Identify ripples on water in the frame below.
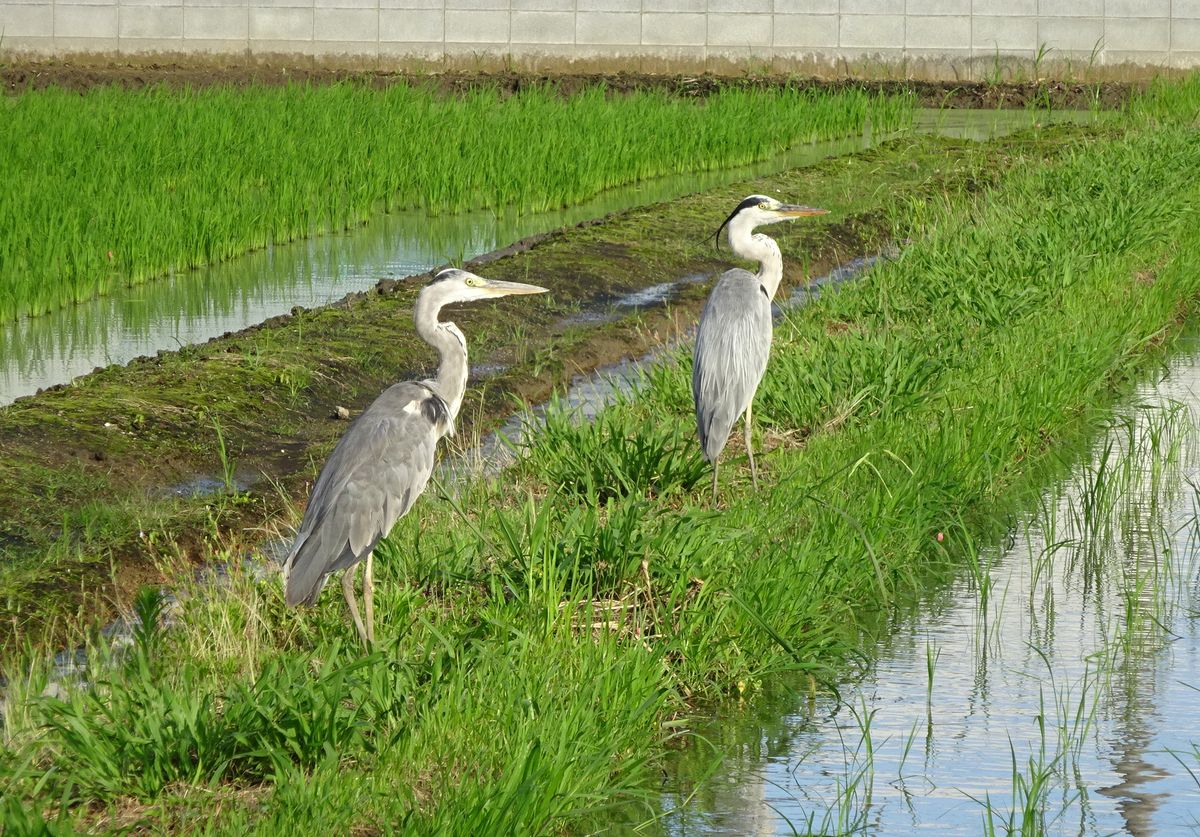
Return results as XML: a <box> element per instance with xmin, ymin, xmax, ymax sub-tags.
<box><xmin>658</xmin><ymin>343</ymin><xmax>1200</xmax><ymax>836</ymax></box>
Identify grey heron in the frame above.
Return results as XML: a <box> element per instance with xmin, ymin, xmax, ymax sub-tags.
<box><xmin>693</xmin><ymin>195</ymin><xmax>828</xmax><ymax>501</ymax></box>
<box><xmin>283</xmin><ymin>268</ymin><xmax>548</xmax><ymax>645</ymax></box>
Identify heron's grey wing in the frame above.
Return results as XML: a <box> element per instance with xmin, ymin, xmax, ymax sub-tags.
<box><xmin>692</xmin><ymin>269</ymin><xmax>773</xmax><ymax>462</ymax></box>
<box><xmin>283</xmin><ymin>382</ymin><xmax>451</xmax><ymax>605</ymax></box>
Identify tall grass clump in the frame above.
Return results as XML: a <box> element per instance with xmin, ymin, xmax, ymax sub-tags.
<box><xmin>0</xmin><ymin>82</ymin><xmax>911</xmax><ymax>322</ymax></box>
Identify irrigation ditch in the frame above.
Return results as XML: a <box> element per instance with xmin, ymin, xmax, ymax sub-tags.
<box><xmin>2</xmin><ymin>74</ymin><xmax>1200</xmax><ymax>832</ymax></box>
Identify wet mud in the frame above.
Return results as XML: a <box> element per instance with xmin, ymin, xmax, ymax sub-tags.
<box><xmin>1</xmin><ymin>62</ymin><xmax>1136</xmax><ymax>110</ymax></box>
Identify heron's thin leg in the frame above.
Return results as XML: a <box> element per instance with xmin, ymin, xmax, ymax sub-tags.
<box><xmin>342</xmin><ymin>565</ymin><xmax>369</xmax><ymax>647</ymax></box>
<box><xmin>745</xmin><ymin>402</ymin><xmax>759</xmax><ymax>490</ymax></box>
<box><xmin>711</xmin><ymin>461</ymin><xmax>720</xmax><ymax>504</ymax></box>
<box><xmin>363</xmin><ymin>551</ymin><xmax>375</xmax><ymax>646</ymax></box>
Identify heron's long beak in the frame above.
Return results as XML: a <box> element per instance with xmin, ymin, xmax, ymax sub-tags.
<box><xmin>775</xmin><ymin>205</ymin><xmax>830</xmax><ymax>218</ymax></box>
<box><xmin>484</xmin><ymin>279</ymin><xmax>550</xmax><ymax>297</ymax></box>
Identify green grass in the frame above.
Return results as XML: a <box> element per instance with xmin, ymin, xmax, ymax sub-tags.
<box><xmin>0</xmin><ymin>82</ymin><xmax>912</xmax><ymax>322</ymax></box>
<box><xmin>2</xmin><ymin>79</ymin><xmax>1200</xmax><ymax>833</ymax></box>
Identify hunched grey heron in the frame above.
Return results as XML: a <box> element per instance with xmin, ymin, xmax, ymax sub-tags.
<box><xmin>693</xmin><ymin>195</ymin><xmax>828</xmax><ymax>502</ymax></box>
<box><xmin>283</xmin><ymin>268</ymin><xmax>548</xmax><ymax>645</ymax></box>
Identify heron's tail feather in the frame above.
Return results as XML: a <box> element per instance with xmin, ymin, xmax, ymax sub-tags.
<box><xmin>283</xmin><ymin>531</ymin><xmax>328</xmax><ymax>607</ymax></box>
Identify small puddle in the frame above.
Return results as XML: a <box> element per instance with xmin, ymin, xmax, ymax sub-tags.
<box><xmin>649</xmin><ymin>341</ymin><xmax>1200</xmax><ymax>835</ymax></box>
<box><xmin>0</xmin><ymin>109</ymin><xmax>1094</xmax><ymax>406</ymax></box>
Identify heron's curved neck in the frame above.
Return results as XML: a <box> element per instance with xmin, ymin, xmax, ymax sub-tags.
<box><xmin>728</xmin><ymin>219</ymin><xmax>784</xmax><ymax>300</ymax></box>
<box><xmin>415</xmin><ymin>298</ymin><xmax>468</xmax><ymax>426</ymax></box>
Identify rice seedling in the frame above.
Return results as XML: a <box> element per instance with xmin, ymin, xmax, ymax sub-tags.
<box><xmin>0</xmin><ymin>82</ymin><xmax>912</xmax><ymax>322</ymax></box>
<box><xmin>3</xmin><ymin>78</ymin><xmax>1200</xmax><ymax>833</ymax></box>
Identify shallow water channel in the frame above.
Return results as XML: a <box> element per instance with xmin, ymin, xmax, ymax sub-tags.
<box><xmin>648</xmin><ymin>345</ymin><xmax>1200</xmax><ymax>835</ymax></box>
<box><xmin>0</xmin><ymin>108</ymin><xmax>1089</xmax><ymax>406</ymax></box>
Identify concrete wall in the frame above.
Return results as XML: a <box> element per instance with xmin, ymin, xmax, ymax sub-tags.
<box><xmin>2</xmin><ymin>0</ymin><xmax>1199</xmax><ymax>78</ymax></box>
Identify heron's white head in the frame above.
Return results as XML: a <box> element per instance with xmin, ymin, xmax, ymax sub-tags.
<box><xmin>715</xmin><ymin>195</ymin><xmax>828</xmax><ymax>251</ymax></box>
<box><xmin>422</xmin><ymin>268</ymin><xmax>549</xmax><ymax>305</ymax></box>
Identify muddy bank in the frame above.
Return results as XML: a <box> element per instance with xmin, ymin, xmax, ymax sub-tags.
<box><xmin>0</xmin><ymin>62</ymin><xmax>1136</xmax><ymax>109</ymax></box>
<box><xmin>0</xmin><ymin>127</ymin><xmax>1098</xmax><ymax>656</ymax></box>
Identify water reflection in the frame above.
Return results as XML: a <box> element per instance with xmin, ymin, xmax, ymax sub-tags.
<box><xmin>655</xmin><ymin>343</ymin><xmax>1200</xmax><ymax>835</ymax></box>
<box><xmin>0</xmin><ymin>109</ymin><xmax>1092</xmax><ymax>406</ymax></box>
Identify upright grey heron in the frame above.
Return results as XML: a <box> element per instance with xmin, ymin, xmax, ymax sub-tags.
<box><xmin>693</xmin><ymin>195</ymin><xmax>828</xmax><ymax>501</ymax></box>
<box><xmin>283</xmin><ymin>268</ymin><xmax>548</xmax><ymax>645</ymax></box>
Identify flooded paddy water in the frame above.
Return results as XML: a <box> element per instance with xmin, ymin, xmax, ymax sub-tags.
<box><xmin>648</xmin><ymin>343</ymin><xmax>1200</xmax><ymax>835</ymax></box>
<box><xmin>0</xmin><ymin>108</ymin><xmax>1090</xmax><ymax>406</ymax></box>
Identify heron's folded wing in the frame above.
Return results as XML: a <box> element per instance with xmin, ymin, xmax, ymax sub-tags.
<box><xmin>692</xmin><ymin>272</ymin><xmax>773</xmax><ymax>460</ymax></box>
<box><xmin>284</xmin><ymin>382</ymin><xmax>447</xmax><ymax>605</ymax></box>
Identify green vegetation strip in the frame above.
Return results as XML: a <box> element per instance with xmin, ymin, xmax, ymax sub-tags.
<box><xmin>0</xmin><ymin>129</ymin><xmax>1032</xmax><ymax>651</ymax></box>
<box><xmin>3</xmin><ymin>82</ymin><xmax>1199</xmax><ymax>832</ymax></box>
<box><xmin>0</xmin><ymin>83</ymin><xmax>911</xmax><ymax>321</ymax></box>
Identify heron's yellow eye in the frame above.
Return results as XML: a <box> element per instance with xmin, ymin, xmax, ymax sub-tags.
<box><xmin>465</xmin><ymin>276</ymin><xmax>482</xmax><ymax>287</ymax></box>
<box><xmin>758</xmin><ymin>201</ymin><xmax>770</xmax><ymax>209</ymax></box>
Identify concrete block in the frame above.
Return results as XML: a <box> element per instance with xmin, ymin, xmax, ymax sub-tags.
<box><xmin>380</xmin><ymin>9</ymin><xmax>442</xmax><ymax>41</ymax></box>
<box><xmin>709</xmin><ymin>13</ymin><xmax>770</xmax><ymax>46</ymax></box>
<box><xmin>906</xmin><ymin>0</ymin><xmax>968</xmax><ymax>14</ymax></box>
<box><xmin>249</xmin><ymin>7</ymin><xmax>313</xmax><ymax>41</ymax></box>
<box><xmin>1176</xmin><ymin>0</ymin><xmax>1200</xmax><ymax>18</ymax></box>
<box><xmin>314</xmin><ymin>8</ymin><xmax>377</xmax><ymax>41</ymax></box>
<box><xmin>2</xmin><ymin>35</ymin><xmax>57</xmax><ymax>52</ymax></box>
<box><xmin>311</xmin><ymin>40</ymin><xmax>378</xmax><ymax>59</ymax></box>
<box><xmin>576</xmin><ymin>0</ymin><xmax>640</xmax><ymax>12</ymax></box>
<box><xmin>511</xmin><ymin>11</ymin><xmax>573</xmax><ymax>43</ymax></box>
<box><xmin>906</xmin><ymin>15</ymin><xmax>968</xmax><ymax>49</ymax></box>
<box><xmin>182</xmin><ymin>0</ymin><xmax>251</xmax><ymax>8</ymax></box>
<box><xmin>182</xmin><ymin>36</ymin><xmax>249</xmax><ymax>51</ymax></box>
<box><xmin>773</xmin><ymin>0</ymin><xmax>835</xmax><ymax>12</ymax></box>
<box><xmin>0</xmin><ymin>4</ymin><xmax>54</xmax><ymax>38</ymax></box>
<box><xmin>1103</xmin><ymin>49</ymin><xmax>1167</xmax><ymax>65</ymax></box>
<box><xmin>445</xmin><ymin>0</ymin><xmax>507</xmax><ymax>9</ymax></box>
<box><xmin>314</xmin><ymin>0</ymin><xmax>381</xmax><ymax>10</ymax></box>
<box><xmin>642</xmin><ymin>12</ymin><xmax>705</xmax><ymax>45</ymax></box>
<box><xmin>773</xmin><ymin>13</ymin><xmax>836</xmax><ymax>48</ymax></box>
<box><xmin>120</xmin><ymin>7</ymin><xmax>183</xmax><ymax>38</ymax></box>
<box><xmin>121</xmin><ymin>37</ymin><xmax>191</xmax><ymax>52</ymax></box>
<box><xmin>185</xmin><ymin>6</ymin><xmax>247</xmax><ymax>39</ymax></box>
<box><xmin>379</xmin><ymin>0</ymin><xmax>442</xmax><ymax>9</ymax></box>
<box><xmin>54</xmin><ymin>5</ymin><xmax>118</xmax><ymax>38</ymax></box>
<box><xmin>249</xmin><ymin>40</ymin><xmax>315</xmax><ymax>54</ymax></box>
<box><xmin>839</xmin><ymin>13</ymin><xmax>902</xmax><ymax>49</ymax></box>
<box><xmin>1038</xmin><ymin>0</ymin><xmax>1102</xmax><ymax>16</ymax></box>
<box><xmin>709</xmin><ymin>0</ymin><xmax>770</xmax><ymax>13</ymax></box>
<box><xmin>444</xmin><ymin>9</ymin><xmax>508</xmax><ymax>42</ymax></box>
<box><xmin>576</xmin><ymin>12</ymin><xmax>639</xmax><ymax>44</ymax></box>
<box><xmin>840</xmin><ymin>0</ymin><xmax>902</xmax><ymax>14</ymax></box>
<box><xmin>1104</xmin><ymin>18</ymin><xmax>1169</xmax><ymax>52</ymax></box>
<box><xmin>513</xmin><ymin>0</ymin><xmax>574</xmax><ymax>10</ymax></box>
<box><xmin>1107</xmin><ymin>0</ymin><xmax>1169</xmax><ymax>17</ymax></box>
<box><xmin>121</xmin><ymin>0</ymin><xmax>182</xmax><ymax>7</ymax></box>
<box><xmin>1037</xmin><ymin>17</ymin><xmax>1104</xmax><ymax>53</ymax></box>
<box><xmin>971</xmin><ymin>15</ymin><xmax>1036</xmax><ymax>51</ymax></box>
<box><xmin>642</xmin><ymin>0</ymin><xmax>706</xmax><ymax>12</ymax></box>
<box><xmin>1174</xmin><ymin>19</ymin><xmax>1200</xmax><ymax>50</ymax></box>
<box><xmin>54</xmin><ymin>35</ymin><xmax>118</xmax><ymax>50</ymax></box>
<box><xmin>1170</xmin><ymin>51</ymin><xmax>1200</xmax><ymax>68</ymax></box>
<box><xmin>48</xmin><ymin>0</ymin><xmax>112</xmax><ymax>7</ymax></box>
<box><xmin>970</xmin><ymin>0</ymin><xmax>1035</xmax><ymax>15</ymax></box>
<box><xmin>378</xmin><ymin>40</ymin><xmax>442</xmax><ymax>58</ymax></box>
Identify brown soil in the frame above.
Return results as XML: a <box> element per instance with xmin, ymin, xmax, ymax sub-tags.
<box><xmin>0</xmin><ymin>61</ymin><xmax>1137</xmax><ymax>109</ymax></box>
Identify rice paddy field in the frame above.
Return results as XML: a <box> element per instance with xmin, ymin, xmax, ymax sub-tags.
<box><xmin>0</xmin><ymin>82</ymin><xmax>912</xmax><ymax>322</ymax></box>
<box><xmin>2</xmin><ymin>73</ymin><xmax>1200</xmax><ymax>833</ymax></box>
